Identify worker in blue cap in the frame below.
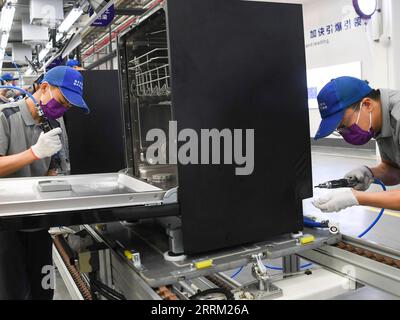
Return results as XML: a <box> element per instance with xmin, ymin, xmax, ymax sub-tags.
<box><xmin>66</xmin><ymin>59</ymin><xmax>85</xmax><ymax>71</ymax></box>
<box><xmin>1</xmin><ymin>73</ymin><xmax>19</xmax><ymax>86</ymax></box>
<box><xmin>0</xmin><ymin>73</ymin><xmax>20</xmax><ymax>103</ymax></box>
<box><xmin>312</xmin><ymin>76</ymin><xmax>400</xmax><ymax>213</ymax></box>
<box><xmin>0</xmin><ymin>66</ymin><xmax>89</xmax><ymax>300</ymax></box>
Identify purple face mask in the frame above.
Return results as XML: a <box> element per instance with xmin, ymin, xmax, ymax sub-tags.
<box><xmin>339</xmin><ymin>106</ymin><xmax>375</xmax><ymax>146</ymax></box>
<box><xmin>40</xmin><ymin>88</ymin><xmax>68</xmax><ymax>120</ymax></box>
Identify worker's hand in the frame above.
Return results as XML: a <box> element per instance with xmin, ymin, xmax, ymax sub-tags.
<box><xmin>344</xmin><ymin>166</ymin><xmax>374</xmax><ymax>191</ymax></box>
<box><xmin>312</xmin><ymin>189</ymin><xmax>359</xmax><ymax>213</ymax></box>
<box><xmin>31</xmin><ymin>128</ymin><xmax>62</xmax><ymax>159</ymax></box>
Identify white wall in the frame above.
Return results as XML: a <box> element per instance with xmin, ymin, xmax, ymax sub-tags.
<box><xmin>390</xmin><ymin>0</ymin><xmax>400</xmax><ymax>90</ymax></box>
<box><xmin>303</xmin><ymin>0</ymin><xmax>397</xmax><ymax>137</ymax></box>
<box><xmin>256</xmin><ymin>0</ymin><xmax>400</xmax><ymax>138</ymax></box>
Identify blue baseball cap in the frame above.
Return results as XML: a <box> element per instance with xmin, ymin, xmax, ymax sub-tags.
<box><xmin>43</xmin><ymin>66</ymin><xmax>89</xmax><ymax>114</ymax></box>
<box><xmin>66</xmin><ymin>59</ymin><xmax>81</xmax><ymax>68</ymax></box>
<box><xmin>314</xmin><ymin>76</ymin><xmax>373</xmax><ymax>140</ymax></box>
<box><xmin>2</xmin><ymin>73</ymin><xmax>18</xmax><ymax>81</ymax></box>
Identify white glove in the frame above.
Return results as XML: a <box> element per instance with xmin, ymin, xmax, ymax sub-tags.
<box><xmin>31</xmin><ymin>128</ymin><xmax>62</xmax><ymax>159</ymax></box>
<box><xmin>345</xmin><ymin>166</ymin><xmax>374</xmax><ymax>191</ymax></box>
<box><xmin>312</xmin><ymin>189</ymin><xmax>359</xmax><ymax>213</ymax></box>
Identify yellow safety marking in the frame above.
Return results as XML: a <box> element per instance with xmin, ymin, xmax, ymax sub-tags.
<box><xmin>367</xmin><ymin>207</ymin><xmax>400</xmax><ymax>219</ymax></box>
<box><xmin>300</xmin><ymin>235</ymin><xmax>315</xmax><ymax>245</ymax></box>
<box><xmin>194</xmin><ymin>259</ymin><xmax>213</xmax><ymax>270</ymax></box>
<box><xmin>124</xmin><ymin>250</ymin><xmax>133</xmax><ymax>260</ymax></box>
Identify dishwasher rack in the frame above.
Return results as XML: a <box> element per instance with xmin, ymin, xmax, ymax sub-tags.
<box><xmin>129</xmin><ymin>48</ymin><xmax>171</xmax><ymax>97</ymax></box>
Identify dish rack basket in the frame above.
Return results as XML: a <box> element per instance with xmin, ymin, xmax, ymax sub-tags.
<box><xmin>129</xmin><ymin>48</ymin><xmax>171</xmax><ymax>97</ymax></box>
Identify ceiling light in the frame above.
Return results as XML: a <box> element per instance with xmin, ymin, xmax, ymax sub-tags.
<box><xmin>39</xmin><ymin>47</ymin><xmax>50</xmax><ymax>62</ymax></box>
<box><xmin>24</xmin><ymin>67</ymin><xmax>33</xmax><ymax>76</ymax></box>
<box><xmin>58</xmin><ymin>7</ymin><xmax>83</xmax><ymax>34</ymax></box>
<box><xmin>0</xmin><ymin>33</ymin><xmax>9</xmax><ymax>49</ymax></box>
<box><xmin>353</xmin><ymin>0</ymin><xmax>377</xmax><ymax>19</ymax></box>
<box><xmin>0</xmin><ymin>3</ymin><xmax>16</xmax><ymax>32</ymax></box>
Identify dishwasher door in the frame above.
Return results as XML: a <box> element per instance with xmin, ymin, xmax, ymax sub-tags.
<box><xmin>0</xmin><ymin>172</ymin><xmax>179</xmax><ymax>231</ymax></box>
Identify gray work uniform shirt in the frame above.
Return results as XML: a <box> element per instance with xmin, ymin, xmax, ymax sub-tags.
<box><xmin>375</xmin><ymin>89</ymin><xmax>400</xmax><ymax>166</ymax></box>
<box><xmin>0</xmin><ymin>99</ymin><xmax>56</xmax><ymax>177</ymax></box>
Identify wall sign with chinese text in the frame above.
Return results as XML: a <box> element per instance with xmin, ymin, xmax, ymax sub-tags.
<box><xmin>91</xmin><ymin>5</ymin><xmax>115</xmax><ymax>27</ymax></box>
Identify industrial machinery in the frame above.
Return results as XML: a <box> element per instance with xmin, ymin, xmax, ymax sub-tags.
<box><xmin>0</xmin><ymin>0</ymin><xmax>400</xmax><ymax>300</ymax></box>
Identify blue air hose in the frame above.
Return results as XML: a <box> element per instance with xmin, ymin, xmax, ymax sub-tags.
<box><xmin>0</xmin><ymin>85</ymin><xmax>39</xmax><ymax>106</ymax></box>
<box><xmin>358</xmin><ymin>178</ymin><xmax>386</xmax><ymax>238</ymax></box>
<box><xmin>231</xmin><ymin>179</ymin><xmax>387</xmax><ymax>278</ymax></box>
<box><xmin>231</xmin><ymin>263</ymin><xmax>313</xmax><ymax>278</ymax></box>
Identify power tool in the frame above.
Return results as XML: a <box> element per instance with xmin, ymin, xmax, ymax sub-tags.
<box><xmin>0</xmin><ymin>85</ymin><xmax>64</xmax><ymax>174</ymax></box>
<box><xmin>315</xmin><ymin>177</ymin><xmax>358</xmax><ymax>189</ymax></box>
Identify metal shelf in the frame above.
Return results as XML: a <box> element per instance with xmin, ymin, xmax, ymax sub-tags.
<box><xmin>129</xmin><ymin>48</ymin><xmax>171</xmax><ymax>97</ymax></box>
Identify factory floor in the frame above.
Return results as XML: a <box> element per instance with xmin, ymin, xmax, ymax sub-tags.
<box><xmin>53</xmin><ymin>145</ymin><xmax>400</xmax><ymax>300</ymax></box>
<box><xmin>227</xmin><ymin>145</ymin><xmax>400</xmax><ymax>300</ymax></box>
<box><xmin>308</xmin><ymin>145</ymin><xmax>400</xmax><ymax>249</ymax></box>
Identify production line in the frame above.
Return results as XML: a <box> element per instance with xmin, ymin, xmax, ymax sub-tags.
<box><xmin>0</xmin><ymin>0</ymin><xmax>399</xmax><ymax>302</ymax></box>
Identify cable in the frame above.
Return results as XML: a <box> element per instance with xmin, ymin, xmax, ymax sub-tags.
<box><xmin>303</xmin><ymin>216</ymin><xmax>327</xmax><ymax>228</ymax></box>
<box><xmin>0</xmin><ymin>85</ymin><xmax>39</xmax><ymax>106</ymax></box>
<box><xmin>91</xmin><ymin>279</ymin><xmax>126</xmax><ymax>300</ymax></box>
<box><xmin>91</xmin><ymin>283</ymin><xmax>119</xmax><ymax>300</ymax></box>
<box><xmin>231</xmin><ymin>179</ymin><xmax>387</xmax><ymax>279</ymax></box>
<box><xmin>189</xmin><ymin>288</ymin><xmax>235</xmax><ymax>300</ymax></box>
<box><xmin>231</xmin><ymin>262</ymin><xmax>313</xmax><ymax>278</ymax></box>
<box><xmin>358</xmin><ymin>178</ymin><xmax>386</xmax><ymax>239</ymax></box>
<box><xmin>230</xmin><ymin>266</ymin><xmax>243</xmax><ymax>279</ymax></box>
<box><xmin>264</xmin><ymin>263</ymin><xmax>313</xmax><ymax>272</ymax></box>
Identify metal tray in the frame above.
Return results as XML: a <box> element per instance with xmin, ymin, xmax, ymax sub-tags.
<box><xmin>0</xmin><ymin>173</ymin><xmax>167</xmax><ymax>217</ymax></box>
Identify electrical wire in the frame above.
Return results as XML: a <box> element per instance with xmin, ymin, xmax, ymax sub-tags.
<box><xmin>189</xmin><ymin>288</ymin><xmax>235</xmax><ymax>300</ymax></box>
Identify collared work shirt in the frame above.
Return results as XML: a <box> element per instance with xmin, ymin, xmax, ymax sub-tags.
<box><xmin>0</xmin><ymin>99</ymin><xmax>56</xmax><ymax>177</ymax></box>
<box><xmin>375</xmin><ymin>89</ymin><xmax>400</xmax><ymax>166</ymax></box>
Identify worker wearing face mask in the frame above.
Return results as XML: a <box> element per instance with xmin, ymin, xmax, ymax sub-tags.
<box><xmin>312</xmin><ymin>76</ymin><xmax>400</xmax><ymax>213</ymax></box>
<box><xmin>0</xmin><ymin>66</ymin><xmax>89</xmax><ymax>300</ymax></box>
<box><xmin>0</xmin><ymin>73</ymin><xmax>21</xmax><ymax>102</ymax></box>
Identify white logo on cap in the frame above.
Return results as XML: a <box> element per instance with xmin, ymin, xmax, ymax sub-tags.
<box><xmin>319</xmin><ymin>102</ymin><xmax>328</xmax><ymax>111</ymax></box>
<box><xmin>73</xmin><ymin>80</ymin><xmax>83</xmax><ymax>90</ymax></box>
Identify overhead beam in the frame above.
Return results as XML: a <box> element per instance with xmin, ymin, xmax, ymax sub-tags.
<box><xmin>115</xmin><ymin>8</ymin><xmax>146</xmax><ymax>16</ymax></box>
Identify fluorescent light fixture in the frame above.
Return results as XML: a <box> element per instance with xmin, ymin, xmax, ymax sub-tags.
<box><xmin>39</xmin><ymin>47</ymin><xmax>50</xmax><ymax>62</ymax></box>
<box><xmin>58</xmin><ymin>7</ymin><xmax>83</xmax><ymax>34</ymax></box>
<box><xmin>37</xmin><ymin>41</ymin><xmax>54</xmax><ymax>62</ymax></box>
<box><xmin>24</xmin><ymin>67</ymin><xmax>33</xmax><ymax>76</ymax></box>
<box><xmin>0</xmin><ymin>3</ymin><xmax>16</xmax><ymax>32</ymax></box>
<box><xmin>353</xmin><ymin>0</ymin><xmax>377</xmax><ymax>19</ymax></box>
<box><xmin>0</xmin><ymin>33</ymin><xmax>9</xmax><ymax>49</ymax></box>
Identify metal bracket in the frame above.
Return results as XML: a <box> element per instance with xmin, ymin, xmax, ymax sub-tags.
<box><xmin>240</xmin><ymin>253</ymin><xmax>283</xmax><ymax>299</ymax></box>
<box><xmin>163</xmin><ymin>187</ymin><xmax>178</xmax><ymax>204</ymax></box>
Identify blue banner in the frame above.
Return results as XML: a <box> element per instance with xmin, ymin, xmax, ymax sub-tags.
<box><xmin>91</xmin><ymin>5</ymin><xmax>115</xmax><ymax>27</ymax></box>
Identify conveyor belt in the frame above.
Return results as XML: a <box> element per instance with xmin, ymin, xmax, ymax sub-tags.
<box><xmin>53</xmin><ymin>235</ymin><xmax>93</xmax><ymax>300</ymax></box>
<box><xmin>335</xmin><ymin>241</ymin><xmax>400</xmax><ymax>269</ymax></box>
<box><xmin>299</xmin><ymin>236</ymin><xmax>400</xmax><ymax>297</ymax></box>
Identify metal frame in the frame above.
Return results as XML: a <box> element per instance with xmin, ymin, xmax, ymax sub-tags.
<box><xmin>87</xmin><ymin>222</ymin><xmax>341</xmax><ymax>288</ymax></box>
<box><xmin>52</xmin><ymin>245</ymin><xmax>84</xmax><ymax>300</ymax></box>
<box><xmin>299</xmin><ymin>236</ymin><xmax>400</xmax><ymax>297</ymax></box>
